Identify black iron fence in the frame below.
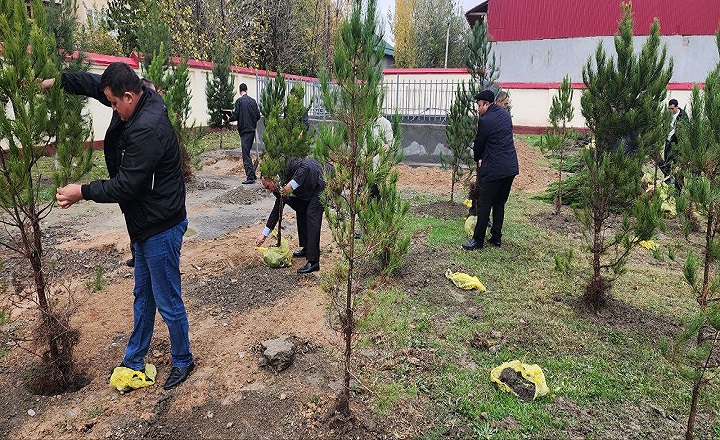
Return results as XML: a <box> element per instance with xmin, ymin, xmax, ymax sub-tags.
<box><xmin>255</xmin><ymin>74</ymin><xmax>465</xmax><ymax>125</ymax></box>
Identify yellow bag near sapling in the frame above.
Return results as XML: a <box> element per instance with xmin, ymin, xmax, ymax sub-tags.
<box><xmin>464</xmin><ymin>216</ymin><xmax>477</xmax><ymax>237</ymax></box>
<box><xmin>109</xmin><ymin>364</ymin><xmax>157</xmax><ymax>392</ymax></box>
<box><xmin>255</xmin><ymin>235</ymin><xmax>292</xmax><ymax>268</ymax></box>
<box><xmin>490</xmin><ymin>360</ymin><xmax>549</xmax><ymax>402</ymax></box>
<box><xmin>445</xmin><ymin>269</ymin><xmax>486</xmax><ymax>291</ymax></box>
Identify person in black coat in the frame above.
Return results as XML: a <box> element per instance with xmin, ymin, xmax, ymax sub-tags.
<box><xmin>54</xmin><ymin>62</ymin><xmax>194</xmax><ymax>390</ymax></box>
<box><xmin>255</xmin><ymin>157</ymin><xmax>325</xmax><ymax>274</ymax></box>
<box><xmin>462</xmin><ymin>90</ymin><xmax>519</xmax><ymax>250</ymax></box>
<box><xmin>227</xmin><ymin>83</ymin><xmax>261</xmax><ymax>184</ymax></box>
<box><xmin>659</xmin><ymin>98</ymin><xmax>686</xmax><ymax>180</ymax></box>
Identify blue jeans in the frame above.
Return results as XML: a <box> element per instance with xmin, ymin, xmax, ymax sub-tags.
<box><xmin>123</xmin><ymin>219</ymin><xmax>193</xmax><ymax>369</ymax></box>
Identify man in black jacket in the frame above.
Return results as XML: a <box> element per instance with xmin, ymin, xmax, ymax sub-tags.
<box><xmin>255</xmin><ymin>157</ymin><xmax>325</xmax><ymax>274</ymax></box>
<box><xmin>462</xmin><ymin>90</ymin><xmax>519</xmax><ymax>250</ymax></box>
<box><xmin>54</xmin><ymin>62</ymin><xmax>194</xmax><ymax>390</ymax></box>
<box><xmin>659</xmin><ymin>98</ymin><xmax>686</xmax><ymax>180</ymax></box>
<box><xmin>227</xmin><ymin>83</ymin><xmax>261</xmax><ymax>184</ymax></box>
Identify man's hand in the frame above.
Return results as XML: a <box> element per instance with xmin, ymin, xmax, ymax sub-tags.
<box><xmin>478</xmin><ymin>159</ymin><xmax>482</xmax><ymax>167</ymax></box>
<box><xmin>255</xmin><ymin>233</ymin><xmax>267</xmax><ymax>246</ymax></box>
<box><xmin>279</xmin><ymin>184</ymin><xmax>292</xmax><ymax>196</ymax></box>
<box><xmin>56</xmin><ymin>184</ymin><xmax>83</xmax><ymax>208</ymax></box>
<box><xmin>40</xmin><ymin>78</ymin><xmax>55</xmax><ymax>90</ymax></box>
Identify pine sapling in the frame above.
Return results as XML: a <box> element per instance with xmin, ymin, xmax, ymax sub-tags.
<box><xmin>578</xmin><ymin>1</ymin><xmax>671</xmax><ymax>308</ymax></box>
<box><xmin>0</xmin><ymin>0</ymin><xmax>93</xmax><ymax>393</ymax></box>
<box><xmin>540</xmin><ymin>75</ymin><xmax>575</xmax><ymax>214</ymax></box>
<box><xmin>665</xmin><ymin>30</ymin><xmax>720</xmax><ymax>439</ymax></box>
<box><xmin>260</xmin><ymin>83</ymin><xmax>313</xmax><ymax>247</ymax></box>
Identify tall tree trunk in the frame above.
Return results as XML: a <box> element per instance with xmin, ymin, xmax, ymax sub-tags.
<box><xmin>700</xmin><ymin>212</ymin><xmax>714</xmax><ymax>307</ymax></box>
<box><xmin>450</xmin><ymin>170</ymin><xmax>455</xmax><ymax>203</ymax></box>
<box><xmin>29</xmin><ymin>215</ymin><xmax>61</xmax><ymax>364</ymax></box>
<box><xmin>276</xmin><ymin>197</ymin><xmax>285</xmax><ymax>247</ymax></box>
<box><xmin>685</xmin><ymin>378</ymin><xmax>701</xmax><ymax>440</ymax></box>
<box><xmin>556</xmin><ymin>151</ymin><xmax>564</xmax><ymax>215</ymax></box>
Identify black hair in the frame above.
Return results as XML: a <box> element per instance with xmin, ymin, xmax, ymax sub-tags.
<box><xmin>100</xmin><ymin>62</ymin><xmax>142</xmax><ymax>98</ymax></box>
<box><xmin>140</xmin><ymin>77</ymin><xmax>155</xmax><ymax>89</ymax></box>
<box><xmin>239</xmin><ymin>83</ymin><xmax>248</xmax><ymax>92</ymax></box>
<box><xmin>668</xmin><ymin>98</ymin><xmax>679</xmax><ymax>106</ymax></box>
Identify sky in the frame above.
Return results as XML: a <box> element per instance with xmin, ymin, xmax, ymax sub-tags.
<box><xmin>375</xmin><ymin>0</ymin><xmax>480</xmax><ymax>43</ymax></box>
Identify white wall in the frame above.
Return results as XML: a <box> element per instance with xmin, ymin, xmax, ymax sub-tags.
<box><xmin>78</xmin><ymin>63</ymin><xmax>698</xmax><ymax>141</ymax></box>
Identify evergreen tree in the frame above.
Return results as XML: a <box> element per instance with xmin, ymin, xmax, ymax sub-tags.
<box><xmin>205</xmin><ymin>40</ymin><xmax>235</xmax><ymax>129</ymax></box>
<box><xmin>136</xmin><ymin>0</ymin><xmax>170</xmax><ymax>71</ymax></box>
<box><xmin>143</xmin><ymin>42</ymin><xmax>172</xmax><ymax>93</ymax></box>
<box><xmin>0</xmin><ymin>0</ymin><xmax>93</xmax><ymax>393</ymax></box>
<box><xmin>664</xmin><ymin>28</ymin><xmax>720</xmax><ymax>440</ymax></box>
<box><xmin>315</xmin><ymin>0</ymin><xmax>409</xmax><ymax>413</ymax></box>
<box><xmin>107</xmin><ymin>0</ymin><xmax>145</xmax><ymax>56</ymax></box>
<box><xmin>259</xmin><ymin>73</ymin><xmax>287</xmax><ymax>120</ymax></box>
<box><xmin>540</xmin><ymin>75</ymin><xmax>576</xmax><ymax>214</ymax></box>
<box><xmin>164</xmin><ymin>59</ymin><xmax>204</xmax><ymax>180</ymax></box>
<box><xmin>466</xmin><ymin>19</ymin><xmax>499</xmax><ymax>97</ymax></box>
<box><xmin>442</xmin><ymin>83</ymin><xmax>476</xmax><ymax>202</ymax></box>
<box><xmin>260</xmin><ymin>83</ymin><xmax>313</xmax><ymax>246</ymax></box>
<box><xmin>578</xmin><ymin>2</ymin><xmax>672</xmax><ymax>308</ymax></box>
<box><xmin>443</xmin><ymin>19</ymin><xmax>499</xmax><ymax>205</ymax></box>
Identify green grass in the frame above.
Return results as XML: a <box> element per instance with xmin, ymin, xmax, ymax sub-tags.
<box><xmin>357</xmin><ymin>194</ymin><xmax>719</xmax><ymax>438</ymax></box>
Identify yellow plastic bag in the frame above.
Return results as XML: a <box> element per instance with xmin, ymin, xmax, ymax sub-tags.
<box><xmin>490</xmin><ymin>360</ymin><xmax>549</xmax><ymax>401</ymax></box>
<box><xmin>255</xmin><ymin>237</ymin><xmax>292</xmax><ymax>268</ymax></box>
<box><xmin>109</xmin><ymin>364</ymin><xmax>157</xmax><ymax>392</ymax></box>
<box><xmin>462</xmin><ymin>199</ymin><xmax>473</xmax><ymax>208</ymax></box>
<box><xmin>464</xmin><ymin>216</ymin><xmax>477</xmax><ymax>237</ymax></box>
<box><xmin>445</xmin><ymin>269</ymin><xmax>486</xmax><ymax>291</ymax></box>
<box><xmin>638</xmin><ymin>239</ymin><xmax>658</xmax><ymax>251</ymax></box>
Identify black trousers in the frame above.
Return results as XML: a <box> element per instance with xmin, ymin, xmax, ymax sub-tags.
<box><xmin>285</xmin><ymin>193</ymin><xmax>323</xmax><ymax>263</ymax></box>
<box><xmin>240</xmin><ymin>131</ymin><xmax>256</xmax><ymax>180</ymax></box>
<box><xmin>472</xmin><ymin>175</ymin><xmax>515</xmax><ymax>242</ymax></box>
<box><xmin>659</xmin><ymin>139</ymin><xmax>675</xmax><ymax>178</ymax></box>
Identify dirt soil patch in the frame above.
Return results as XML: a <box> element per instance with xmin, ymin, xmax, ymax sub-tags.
<box><xmin>409</xmin><ymin>200</ymin><xmax>466</xmax><ymax>219</ymax></box>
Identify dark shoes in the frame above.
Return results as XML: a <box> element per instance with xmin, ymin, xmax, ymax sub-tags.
<box><xmin>292</xmin><ymin>248</ymin><xmax>307</xmax><ymax>258</ymax></box>
<box><xmin>163</xmin><ymin>362</ymin><xmax>194</xmax><ymax>390</ymax></box>
<box><xmin>126</xmin><ymin>257</ymin><xmax>135</xmax><ymax>267</ymax></box>
<box><xmin>241</xmin><ymin>178</ymin><xmax>256</xmax><ymax>184</ymax></box>
<box><xmin>488</xmin><ymin>237</ymin><xmax>501</xmax><ymax>247</ymax></box>
<box><xmin>297</xmin><ymin>262</ymin><xmax>320</xmax><ymax>274</ymax></box>
<box><xmin>462</xmin><ymin>238</ymin><xmax>484</xmax><ymax>250</ymax></box>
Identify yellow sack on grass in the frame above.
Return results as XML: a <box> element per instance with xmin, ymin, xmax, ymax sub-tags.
<box><xmin>445</xmin><ymin>268</ymin><xmax>486</xmax><ymax>291</ymax></box>
<box><xmin>490</xmin><ymin>360</ymin><xmax>549</xmax><ymax>401</ymax></box>
<box><xmin>255</xmin><ymin>237</ymin><xmax>292</xmax><ymax>268</ymax></box>
<box><xmin>638</xmin><ymin>239</ymin><xmax>658</xmax><ymax>251</ymax></box>
<box><xmin>463</xmin><ymin>199</ymin><xmax>473</xmax><ymax>208</ymax></box>
<box><xmin>109</xmin><ymin>364</ymin><xmax>157</xmax><ymax>392</ymax></box>
<box><xmin>464</xmin><ymin>216</ymin><xmax>477</xmax><ymax>237</ymax></box>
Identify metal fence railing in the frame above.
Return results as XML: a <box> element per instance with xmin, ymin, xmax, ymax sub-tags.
<box><xmin>255</xmin><ymin>74</ymin><xmax>465</xmax><ymax>125</ymax></box>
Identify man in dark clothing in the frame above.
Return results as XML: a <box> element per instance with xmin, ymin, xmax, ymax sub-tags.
<box><xmin>227</xmin><ymin>83</ymin><xmax>261</xmax><ymax>184</ymax></box>
<box><xmin>255</xmin><ymin>157</ymin><xmax>325</xmax><ymax>274</ymax></box>
<box><xmin>54</xmin><ymin>62</ymin><xmax>194</xmax><ymax>390</ymax></box>
<box><xmin>462</xmin><ymin>90</ymin><xmax>519</xmax><ymax>250</ymax></box>
<box><xmin>659</xmin><ymin>98</ymin><xmax>686</xmax><ymax>180</ymax></box>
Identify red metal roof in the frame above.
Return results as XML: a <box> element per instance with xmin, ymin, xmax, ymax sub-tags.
<box><xmin>485</xmin><ymin>0</ymin><xmax>720</xmax><ymax>41</ymax></box>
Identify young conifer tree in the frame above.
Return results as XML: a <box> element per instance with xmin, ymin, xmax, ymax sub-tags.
<box><xmin>540</xmin><ymin>75</ymin><xmax>575</xmax><ymax>214</ymax></box>
<box><xmin>260</xmin><ymin>83</ymin><xmax>313</xmax><ymax>246</ymax></box>
<box><xmin>0</xmin><ymin>0</ymin><xmax>93</xmax><ymax>393</ymax></box>
<box><xmin>444</xmin><ymin>19</ymin><xmax>500</xmax><ymax>204</ymax></box>
<box><xmin>315</xmin><ymin>0</ymin><xmax>409</xmax><ymax>413</ymax></box>
<box><xmin>664</xmin><ymin>28</ymin><xmax>720</xmax><ymax>440</ymax></box>
<box><xmin>205</xmin><ymin>40</ymin><xmax>236</xmax><ymax>129</ymax></box>
<box><xmin>578</xmin><ymin>2</ymin><xmax>671</xmax><ymax>308</ymax></box>
<box><xmin>164</xmin><ymin>59</ymin><xmax>205</xmax><ymax>179</ymax></box>
<box><xmin>443</xmin><ymin>83</ymin><xmax>476</xmax><ymax>202</ymax></box>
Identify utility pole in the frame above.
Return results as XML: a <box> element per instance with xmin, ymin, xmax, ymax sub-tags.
<box><xmin>444</xmin><ymin>19</ymin><xmax>451</xmax><ymax>68</ymax></box>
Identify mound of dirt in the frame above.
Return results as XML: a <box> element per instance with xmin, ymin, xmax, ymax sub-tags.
<box><xmin>396</xmin><ymin>137</ymin><xmax>555</xmax><ymax>197</ymax></box>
